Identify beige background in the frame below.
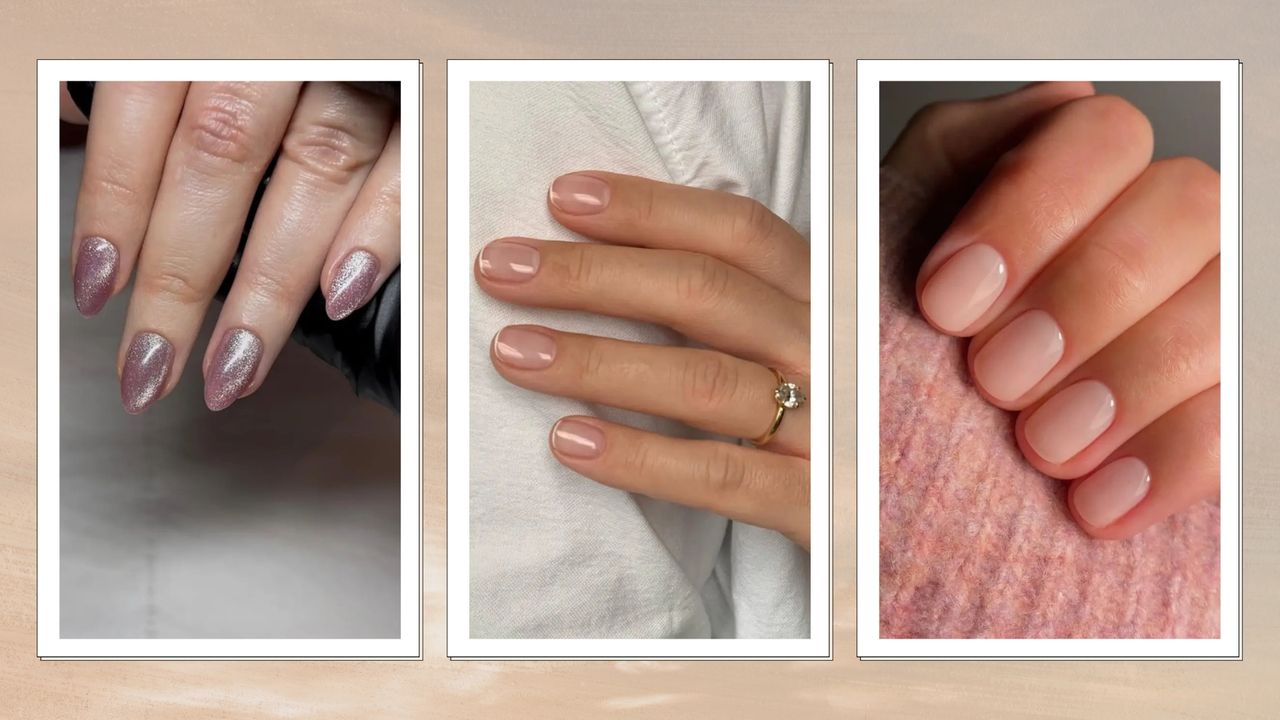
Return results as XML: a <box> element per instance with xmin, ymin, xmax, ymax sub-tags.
<box><xmin>2</xmin><ymin>1</ymin><xmax>1275</xmax><ymax>717</ymax></box>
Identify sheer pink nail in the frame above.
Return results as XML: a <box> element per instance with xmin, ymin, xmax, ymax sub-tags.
<box><xmin>1073</xmin><ymin>457</ymin><xmax>1151</xmax><ymax>528</ymax></box>
<box><xmin>493</xmin><ymin>326</ymin><xmax>556</xmax><ymax>370</ymax></box>
<box><xmin>549</xmin><ymin>174</ymin><xmax>611</xmax><ymax>215</ymax></box>
<box><xmin>1023</xmin><ymin>380</ymin><xmax>1117</xmax><ymax>464</ymax></box>
<box><xmin>919</xmin><ymin>243</ymin><xmax>1007</xmax><ymax>333</ymax></box>
<box><xmin>973</xmin><ymin>310</ymin><xmax>1065</xmax><ymax>402</ymax></box>
<box><xmin>478</xmin><ymin>240</ymin><xmax>540</xmax><ymax>282</ymax></box>
<box><xmin>551</xmin><ymin>418</ymin><xmax>606</xmax><ymax>459</ymax></box>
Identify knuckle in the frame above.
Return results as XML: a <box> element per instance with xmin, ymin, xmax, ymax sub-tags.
<box><xmin>244</xmin><ymin>262</ymin><xmax>300</xmax><ymax>307</ymax></box>
<box><xmin>681</xmin><ymin>353</ymin><xmax>740</xmax><ymax>413</ymax></box>
<box><xmin>137</xmin><ymin>264</ymin><xmax>214</xmax><ymax>306</ymax></box>
<box><xmin>1087</xmin><ymin>227</ymin><xmax>1152</xmax><ymax>313</ymax></box>
<box><xmin>549</xmin><ymin>246</ymin><xmax>605</xmax><ymax>292</ymax></box>
<box><xmin>700</xmin><ymin>446</ymin><xmax>751</xmax><ymax>499</ymax></box>
<box><xmin>83</xmin><ymin>163</ymin><xmax>141</xmax><ymax>203</ymax></box>
<box><xmin>281</xmin><ymin>121</ymin><xmax>375</xmax><ymax>184</ymax></box>
<box><xmin>1073</xmin><ymin>94</ymin><xmax>1153</xmax><ymax>149</ymax></box>
<box><xmin>730</xmin><ymin>196</ymin><xmax>778</xmax><ymax>252</ymax></box>
<box><xmin>1151</xmin><ymin>156</ymin><xmax>1221</xmax><ymax>218</ymax></box>
<box><xmin>579</xmin><ymin>341</ymin><xmax>609</xmax><ymax>382</ymax></box>
<box><xmin>993</xmin><ymin>150</ymin><xmax>1080</xmax><ymax>245</ymax></box>
<box><xmin>674</xmin><ymin>253</ymin><xmax>732</xmax><ymax>308</ymax></box>
<box><xmin>1153</xmin><ymin>318</ymin><xmax>1216</xmax><ymax>386</ymax></box>
<box><xmin>185</xmin><ymin>84</ymin><xmax>263</xmax><ymax>167</ymax></box>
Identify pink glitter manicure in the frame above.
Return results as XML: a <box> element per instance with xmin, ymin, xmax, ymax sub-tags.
<box><xmin>326</xmin><ymin>249</ymin><xmax>380</xmax><ymax>321</ymax></box>
<box><xmin>204</xmin><ymin>328</ymin><xmax>263</xmax><ymax>411</ymax></box>
<box><xmin>121</xmin><ymin>332</ymin><xmax>174</xmax><ymax>414</ymax></box>
<box><xmin>74</xmin><ymin>236</ymin><xmax>119</xmax><ymax>317</ymax></box>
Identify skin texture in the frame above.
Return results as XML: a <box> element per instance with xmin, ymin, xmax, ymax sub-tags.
<box><xmin>63</xmin><ymin>81</ymin><xmax>402</xmax><ymax>413</ymax></box>
<box><xmin>476</xmin><ymin>172</ymin><xmax>812</xmax><ymax>548</ymax></box>
<box><xmin>889</xmin><ymin>82</ymin><xmax>1221</xmax><ymax>540</ymax></box>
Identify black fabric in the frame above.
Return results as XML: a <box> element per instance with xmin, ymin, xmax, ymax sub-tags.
<box><xmin>69</xmin><ymin>80</ymin><xmax>401</xmax><ymax>411</ymax></box>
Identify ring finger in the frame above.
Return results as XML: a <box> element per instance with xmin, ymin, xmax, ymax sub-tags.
<box><xmin>491</xmin><ymin>325</ymin><xmax>810</xmax><ymax>457</ymax></box>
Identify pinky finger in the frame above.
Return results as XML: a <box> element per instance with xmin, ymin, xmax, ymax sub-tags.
<box><xmin>322</xmin><ymin>122</ymin><xmax>401</xmax><ymax>320</ymax></box>
<box><xmin>548</xmin><ymin>416</ymin><xmax>810</xmax><ymax>548</ymax></box>
<box><xmin>1068</xmin><ymin>386</ymin><xmax>1220</xmax><ymax>540</ymax></box>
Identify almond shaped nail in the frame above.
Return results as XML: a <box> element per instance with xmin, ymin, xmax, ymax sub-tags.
<box><xmin>326</xmin><ymin>249</ymin><xmax>380</xmax><ymax>321</ymax></box>
<box><xmin>205</xmin><ymin>328</ymin><xmax>264</xmax><ymax>411</ymax></box>
<box><xmin>74</xmin><ymin>236</ymin><xmax>119</xmax><ymax>317</ymax></box>
<box><xmin>121</xmin><ymin>332</ymin><xmax>174</xmax><ymax>414</ymax></box>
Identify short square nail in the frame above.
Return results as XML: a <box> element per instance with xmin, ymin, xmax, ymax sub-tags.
<box><xmin>493</xmin><ymin>326</ymin><xmax>556</xmax><ymax>370</ymax></box>
<box><xmin>548</xmin><ymin>173</ymin><xmax>611</xmax><ymax>215</ymax></box>
<box><xmin>973</xmin><ymin>310</ymin><xmax>1065</xmax><ymax>402</ymax></box>
<box><xmin>1024</xmin><ymin>380</ymin><xmax>1117</xmax><ymax>464</ymax></box>
<box><xmin>478</xmin><ymin>240</ymin><xmax>540</xmax><ymax>282</ymax></box>
<box><xmin>551</xmin><ymin>418</ymin><xmax>606</xmax><ymax>459</ymax></box>
<box><xmin>1073</xmin><ymin>457</ymin><xmax>1151</xmax><ymax>528</ymax></box>
<box><xmin>121</xmin><ymin>331</ymin><xmax>174</xmax><ymax>414</ymax></box>
<box><xmin>326</xmin><ymin>249</ymin><xmax>380</xmax><ymax>321</ymax></box>
<box><xmin>919</xmin><ymin>243</ymin><xmax>1007</xmax><ymax>333</ymax></box>
<box><xmin>74</xmin><ymin>236</ymin><xmax>119</xmax><ymax>317</ymax></box>
<box><xmin>205</xmin><ymin>328</ymin><xmax>264</xmax><ymax>411</ymax></box>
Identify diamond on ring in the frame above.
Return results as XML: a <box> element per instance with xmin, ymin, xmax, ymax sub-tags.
<box><xmin>775</xmin><ymin>382</ymin><xmax>806</xmax><ymax>410</ymax></box>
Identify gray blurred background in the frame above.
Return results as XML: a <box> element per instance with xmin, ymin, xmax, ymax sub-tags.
<box><xmin>59</xmin><ymin>146</ymin><xmax>401</xmax><ymax>639</ymax></box>
<box><xmin>880</xmin><ymin>82</ymin><xmax>1220</xmax><ymax>168</ymax></box>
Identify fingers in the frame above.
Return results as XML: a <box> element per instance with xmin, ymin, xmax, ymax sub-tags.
<box><xmin>883</xmin><ymin>81</ymin><xmax>1096</xmax><ymax>203</ymax></box>
<box><xmin>1013</xmin><ymin>258</ymin><xmax>1219</xmax><ymax>476</ymax></box>
<box><xmin>475</xmin><ymin>238</ymin><xmax>809</xmax><ymax>373</ymax></box>
<box><xmin>71</xmin><ymin>81</ymin><xmax>188</xmax><ymax>316</ymax></box>
<box><xmin>322</xmin><ymin>122</ymin><xmax>401</xmax><ymax>321</ymax></box>
<box><xmin>549</xmin><ymin>416</ymin><xmax>810</xmax><ymax>548</ymax></box>
<box><xmin>204</xmin><ymin>82</ymin><xmax>394</xmax><ymax>410</ymax></box>
<box><xmin>916</xmin><ymin>94</ymin><xmax>1155</xmax><ymax>335</ymax></box>
<box><xmin>546</xmin><ymin>172</ymin><xmax>811</xmax><ymax>301</ymax></box>
<box><xmin>971</xmin><ymin>157</ymin><xmax>1220</xmax><ymax>409</ymax></box>
<box><xmin>490</xmin><ymin>326</ymin><xmax>809</xmax><ymax>457</ymax></box>
<box><xmin>119</xmin><ymin>81</ymin><xmax>301</xmax><ymax>413</ymax></box>
<box><xmin>1068</xmin><ymin>386</ymin><xmax>1219</xmax><ymax>540</ymax></box>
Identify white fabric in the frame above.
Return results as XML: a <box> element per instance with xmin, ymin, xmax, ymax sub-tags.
<box><xmin>469</xmin><ymin>81</ymin><xmax>810</xmax><ymax>638</ymax></box>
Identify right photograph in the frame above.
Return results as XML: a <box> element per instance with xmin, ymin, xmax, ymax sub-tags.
<box><xmin>861</xmin><ymin>64</ymin><xmax>1240</xmax><ymax>657</ymax></box>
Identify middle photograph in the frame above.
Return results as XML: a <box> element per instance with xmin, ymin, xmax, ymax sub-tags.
<box><xmin>447</xmin><ymin>60</ymin><xmax>832</xmax><ymax>656</ymax></box>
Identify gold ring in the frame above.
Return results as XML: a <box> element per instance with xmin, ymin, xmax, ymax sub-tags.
<box><xmin>752</xmin><ymin>369</ymin><xmax>806</xmax><ymax>447</ymax></box>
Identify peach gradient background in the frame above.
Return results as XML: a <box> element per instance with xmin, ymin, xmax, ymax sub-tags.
<box><xmin>3</xmin><ymin>2</ymin><xmax>1276</xmax><ymax>717</ymax></box>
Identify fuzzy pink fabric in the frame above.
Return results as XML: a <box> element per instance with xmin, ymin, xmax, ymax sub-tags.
<box><xmin>878</xmin><ymin>170</ymin><xmax>1220</xmax><ymax>639</ymax></box>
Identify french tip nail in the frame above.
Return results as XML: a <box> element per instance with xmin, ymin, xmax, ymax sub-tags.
<box><xmin>327</xmin><ymin>250</ymin><xmax>380</xmax><ymax>321</ymax></box>
<box><xmin>205</xmin><ymin>328</ymin><xmax>263</xmax><ymax>412</ymax></box>
<box><xmin>121</xmin><ymin>331</ymin><xmax>174</xmax><ymax>414</ymax></box>
<box><xmin>74</xmin><ymin>236</ymin><xmax>119</xmax><ymax>317</ymax></box>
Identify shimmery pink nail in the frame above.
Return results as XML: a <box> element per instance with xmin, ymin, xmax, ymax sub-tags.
<box><xmin>326</xmin><ymin>249</ymin><xmax>380</xmax><ymax>321</ymax></box>
<box><xmin>121</xmin><ymin>332</ymin><xmax>173</xmax><ymax>414</ymax></box>
<box><xmin>74</xmin><ymin>236</ymin><xmax>119</xmax><ymax>317</ymax></box>
<box><xmin>204</xmin><ymin>328</ymin><xmax>263</xmax><ymax>411</ymax></box>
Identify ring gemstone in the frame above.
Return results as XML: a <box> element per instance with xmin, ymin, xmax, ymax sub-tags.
<box><xmin>775</xmin><ymin>382</ymin><xmax>806</xmax><ymax>410</ymax></box>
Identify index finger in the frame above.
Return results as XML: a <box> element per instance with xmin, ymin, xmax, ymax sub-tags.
<box><xmin>546</xmin><ymin>171</ymin><xmax>810</xmax><ymax>301</ymax></box>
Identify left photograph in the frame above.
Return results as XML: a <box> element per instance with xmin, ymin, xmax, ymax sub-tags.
<box><xmin>37</xmin><ymin>61</ymin><xmax>422</xmax><ymax>658</ymax></box>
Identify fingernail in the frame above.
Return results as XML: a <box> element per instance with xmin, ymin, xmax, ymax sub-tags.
<box><xmin>551</xmin><ymin>418</ymin><xmax>606</xmax><ymax>459</ymax></box>
<box><xmin>493</xmin><ymin>326</ymin><xmax>556</xmax><ymax>370</ymax></box>
<box><xmin>549</xmin><ymin>173</ymin><xmax>611</xmax><ymax>215</ymax></box>
<box><xmin>205</xmin><ymin>328</ymin><xmax>263</xmax><ymax>411</ymax></box>
<box><xmin>920</xmin><ymin>243</ymin><xmax>1007</xmax><ymax>333</ymax></box>
<box><xmin>478</xmin><ymin>240</ymin><xmax>540</xmax><ymax>282</ymax></box>
<box><xmin>74</xmin><ymin>236</ymin><xmax>119</xmax><ymax>317</ymax></box>
<box><xmin>1024</xmin><ymin>380</ymin><xmax>1117</xmax><ymax>464</ymax></box>
<box><xmin>121</xmin><ymin>331</ymin><xmax>173</xmax><ymax>414</ymax></box>
<box><xmin>973</xmin><ymin>310</ymin><xmax>1065</xmax><ymax>402</ymax></box>
<box><xmin>326</xmin><ymin>249</ymin><xmax>380</xmax><ymax>321</ymax></box>
<box><xmin>1073</xmin><ymin>457</ymin><xmax>1151</xmax><ymax>528</ymax></box>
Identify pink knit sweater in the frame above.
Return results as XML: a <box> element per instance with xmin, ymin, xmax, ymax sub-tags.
<box><xmin>878</xmin><ymin>170</ymin><xmax>1220</xmax><ymax>639</ymax></box>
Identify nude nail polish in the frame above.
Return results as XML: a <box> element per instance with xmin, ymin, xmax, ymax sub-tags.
<box><xmin>548</xmin><ymin>174</ymin><xmax>611</xmax><ymax>215</ymax></box>
<box><xmin>326</xmin><ymin>249</ymin><xmax>380</xmax><ymax>321</ymax></box>
<box><xmin>973</xmin><ymin>310</ymin><xmax>1065</xmax><ymax>402</ymax></box>
<box><xmin>121</xmin><ymin>331</ymin><xmax>173</xmax><ymax>414</ymax></box>
<box><xmin>493</xmin><ymin>326</ymin><xmax>556</xmax><ymax>370</ymax></box>
<box><xmin>1073</xmin><ymin>457</ymin><xmax>1151</xmax><ymax>528</ymax></box>
<box><xmin>205</xmin><ymin>328</ymin><xmax>263</xmax><ymax>411</ymax></box>
<box><xmin>478</xmin><ymin>241</ymin><xmax>540</xmax><ymax>282</ymax></box>
<box><xmin>551</xmin><ymin>418</ymin><xmax>606</xmax><ymax>459</ymax></box>
<box><xmin>1023</xmin><ymin>380</ymin><xmax>1117</xmax><ymax>464</ymax></box>
<box><xmin>919</xmin><ymin>243</ymin><xmax>1007</xmax><ymax>333</ymax></box>
<box><xmin>74</xmin><ymin>235</ymin><xmax>119</xmax><ymax>317</ymax></box>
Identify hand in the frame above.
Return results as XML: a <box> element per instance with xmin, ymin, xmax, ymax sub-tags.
<box><xmin>64</xmin><ymin>81</ymin><xmax>401</xmax><ymax>413</ymax></box>
<box><xmin>885</xmin><ymin>82</ymin><xmax>1220</xmax><ymax>539</ymax></box>
<box><xmin>475</xmin><ymin>172</ymin><xmax>812</xmax><ymax>548</ymax></box>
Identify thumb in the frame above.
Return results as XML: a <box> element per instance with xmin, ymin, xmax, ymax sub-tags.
<box><xmin>883</xmin><ymin>81</ymin><xmax>1095</xmax><ymax>206</ymax></box>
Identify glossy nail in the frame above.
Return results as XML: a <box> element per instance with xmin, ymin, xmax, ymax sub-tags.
<box><xmin>551</xmin><ymin>418</ymin><xmax>606</xmax><ymax>459</ymax></box>
<box><xmin>74</xmin><ymin>236</ymin><xmax>119</xmax><ymax>317</ymax></box>
<box><xmin>549</xmin><ymin>173</ymin><xmax>611</xmax><ymax>215</ymax></box>
<box><xmin>205</xmin><ymin>328</ymin><xmax>264</xmax><ymax>411</ymax></box>
<box><xmin>1023</xmin><ymin>380</ymin><xmax>1117</xmax><ymax>464</ymax></box>
<box><xmin>493</xmin><ymin>326</ymin><xmax>556</xmax><ymax>370</ymax></box>
<box><xmin>1073</xmin><ymin>457</ymin><xmax>1151</xmax><ymax>528</ymax></box>
<box><xmin>973</xmin><ymin>310</ymin><xmax>1065</xmax><ymax>402</ymax></box>
<box><xmin>920</xmin><ymin>243</ymin><xmax>1007</xmax><ymax>333</ymax></box>
<box><xmin>326</xmin><ymin>249</ymin><xmax>380</xmax><ymax>321</ymax></box>
<box><xmin>478</xmin><ymin>240</ymin><xmax>540</xmax><ymax>282</ymax></box>
<box><xmin>121</xmin><ymin>331</ymin><xmax>173</xmax><ymax>414</ymax></box>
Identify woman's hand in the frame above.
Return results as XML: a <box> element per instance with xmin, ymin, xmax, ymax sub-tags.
<box><xmin>475</xmin><ymin>172</ymin><xmax>812</xmax><ymax>548</ymax></box>
<box><xmin>65</xmin><ymin>81</ymin><xmax>402</xmax><ymax>413</ymax></box>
